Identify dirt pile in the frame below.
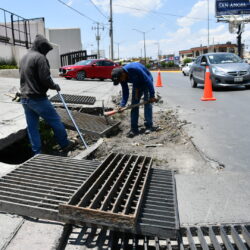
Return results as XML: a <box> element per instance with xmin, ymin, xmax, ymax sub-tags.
<box><xmin>90</xmin><ymin>107</ymin><xmax>211</xmax><ymax>174</ymax></box>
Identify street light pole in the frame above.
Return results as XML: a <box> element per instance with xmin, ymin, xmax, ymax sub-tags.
<box><xmin>143</xmin><ymin>32</ymin><xmax>146</xmax><ymax>64</ymax></box>
<box><xmin>133</xmin><ymin>28</ymin><xmax>154</xmax><ymax>64</ymax></box>
<box><xmin>155</xmin><ymin>42</ymin><xmax>160</xmax><ymax>60</ymax></box>
<box><xmin>109</xmin><ymin>0</ymin><xmax>114</xmax><ymax>60</ymax></box>
<box><xmin>207</xmin><ymin>0</ymin><xmax>210</xmax><ymax>52</ymax></box>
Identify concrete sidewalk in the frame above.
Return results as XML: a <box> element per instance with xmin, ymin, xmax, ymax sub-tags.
<box><xmin>0</xmin><ymin>76</ymin><xmax>120</xmax><ymax>250</ymax></box>
<box><xmin>0</xmin><ymin>77</ymin><xmax>119</xmax><ymax>150</ymax></box>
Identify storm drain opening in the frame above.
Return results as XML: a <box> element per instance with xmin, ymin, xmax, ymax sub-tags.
<box><xmin>0</xmin><ymin>133</ymin><xmax>33</xmax><ymax>164</ymax></box>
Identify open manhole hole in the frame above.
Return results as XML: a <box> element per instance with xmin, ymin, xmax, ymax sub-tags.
<box><xmin>0</xmin><ymin>135</ymin><xmax>33</xmax><ymax>164</ymax></box>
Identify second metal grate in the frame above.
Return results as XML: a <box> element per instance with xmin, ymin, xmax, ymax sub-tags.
<box><xmin>50</xmin><ymin>93</ymin><xmax>96</xmax><ymax>105</ymax></box>
<box><xmin>59</xmin><ymin>153</ymin><xmax>152</xmax><ymax>229</ymax></box>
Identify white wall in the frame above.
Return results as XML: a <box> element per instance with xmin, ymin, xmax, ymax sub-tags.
<box><xmin>0</xmin><ymin>42</ymin><xmax>60</xmax><ymax>69</ymax></box>
<box><xmin>0</xmin><ymin>20</ymin><xmax>83</xmax><ymax>69</ymax></box>
<box><xmin>47</xmin><ymin>28</ymin><xmax>82</xmax><ymax>55</ymax></box>
<box><xmin>0</xmin><ymin>43</ymin><xmax>27</xmax><ymax>66</ymax></box>
<box><xmin>47</xmin><ymin>43</ymin><xmax>60</xmax><ymax>69</ymax></box>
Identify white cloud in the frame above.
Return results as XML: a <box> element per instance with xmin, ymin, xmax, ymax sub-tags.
<box><xmin>177</xmin><ymin>0</ymin><xmax>215</xmax><ymax>27</ymax></box>
<box><xmin>66</xmin><ymin>0</ymin><xmax>73</xmax><ymax>6</ymax></box>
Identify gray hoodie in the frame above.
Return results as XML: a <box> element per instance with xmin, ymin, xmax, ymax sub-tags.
<box><xmin>20</xmin><ymin>34</ymin><xmax>57</xmax><ymax>98</ymax></box>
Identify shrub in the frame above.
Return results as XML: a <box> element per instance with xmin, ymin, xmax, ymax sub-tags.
<box><xmin>0</xmin><ymin>65</ymin><xmax>18</xmax><ymax>69</ymax></box>
<box><xmin>166</xmin><ymin>61</ymin><xmax>175</xmax><ymax>67</ymax></box>
<box><xmin>160</xmin><ymin>61</ymin><xmax>167</xmax><ymax>68</ymax></box>
<box><xmin>0</xmin><ymin>57</ymin><xmax>18</xmax><ymax>69</ymax></box>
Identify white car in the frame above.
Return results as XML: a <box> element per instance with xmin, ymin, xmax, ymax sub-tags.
<box><xmin>182</xmin><ymin>62</ymin><xmax>193</xmax><ymax>76</ymax></box>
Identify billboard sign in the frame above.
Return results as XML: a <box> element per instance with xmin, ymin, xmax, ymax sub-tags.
<box><xmin>216</xmin><ymin>0</ymin><xmax>250</xmax><ymax>16</ymax></box>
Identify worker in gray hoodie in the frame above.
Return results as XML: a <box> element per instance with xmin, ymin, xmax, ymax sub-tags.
<box><xmin>19</xmin><ymin>34</ymin><xmax>70</xmax><ymax>155</ymax></box>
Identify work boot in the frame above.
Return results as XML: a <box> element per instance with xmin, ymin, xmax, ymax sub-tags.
<box><xmin>144</xmin><ymin>126</ymin><xmax>160</xmax><ymax>134</ymax></box>
<box><xmin>61</xmin><ymin>139</ymin><xmax>76</xmax><ymax>153</ymax></box>
<box><xmin>126</xmin><ymin>130</ymin><xmax>139</xmax><ymax>138</ymax></box>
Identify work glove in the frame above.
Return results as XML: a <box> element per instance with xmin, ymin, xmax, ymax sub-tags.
<box><xmin>12</xmin><ymin>92</ymin><xmax>21</xmax><ymax>102</ymax></box>
<box><xmin>149</xmin><ymin>97</ymin><xmax>158</xmax><ymax>103</ymax></box>
<box><xmin>52</xmin><ymin>84</ymin><xmax>61</xmax><ymax>92</ymax></box>
<box><xmin>118</xmin><ymin>106</ymin><xmax>125</xmax><ymax>112</ymax></box>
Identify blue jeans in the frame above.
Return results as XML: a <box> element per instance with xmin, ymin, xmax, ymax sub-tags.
<box><xmin>21</xmin><ymin>97</ymin><xmax>69</xmax><ymax>154</ymax></box>
<box><xmin>131</xmin><ymin>87</ymin><xmax>153</xmax><ymax>132</ymax></box>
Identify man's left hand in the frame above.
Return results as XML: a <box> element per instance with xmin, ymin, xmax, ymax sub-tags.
<box><xmin>149</xmin><ymin>97</ymin><xmax>158</xmax><ymax>103</ymax></box>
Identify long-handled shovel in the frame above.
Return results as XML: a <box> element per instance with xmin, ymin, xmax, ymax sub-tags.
<box><xmin>104</xmin><ymin>95</ymin><xmax>161</xmax><ymax>117</ymax></box>
<box><xmin>57</xmin><ymin>91</ymin><xmax>88</xmax><ymax>149</ymax></box>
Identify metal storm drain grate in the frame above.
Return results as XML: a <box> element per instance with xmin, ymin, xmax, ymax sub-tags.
<box><xmin>0</xmin><ymin>153</ymin><xmax>179</xmax><ymax>239</ymax></box>
<box><xmin>66</xmin><ymin>224</ymin><xmax>250</xmax><ymax>249</ymax></box>
<box><xmin>180</xmin><ymin>225</ymin><xmax>250</xmax><ymax>250</ymax></box>
<box><xmin>50</xmin><ymin>93</ymin><xmax>96</xmax><ymax>105</ymax></box>
<box><xmin>137</xmin><ymin>168</ymin><xmax>179</xmax><ymax>238</ymax></box>
<box><xmin>0</xmin><ymin>154</ymin><xmax>98</xmax><ymax>221</ymax></box>
<box><xmin>59</xmin><ymin>153</ymin><xmax>152</xmax><ymax>230</ymax></box>
<box><xmin>56</xmin><ymin>108</ymin><xmax>120</xmax><ymax>137</ymax></box>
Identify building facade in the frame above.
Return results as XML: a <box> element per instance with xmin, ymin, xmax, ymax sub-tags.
<box><xmin>179</xmin><ymin>42</ymin><xmax>239</xmax><ymax>63</ymax></box>
<box><xmin>0</xmin><ymin>8</ymin><xmax>83</xmax><ymax>69</ymax></box>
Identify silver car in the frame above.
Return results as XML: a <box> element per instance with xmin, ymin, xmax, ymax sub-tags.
<box><xmin>189</xmin><ymin>52</ymin><xmax>250</xmax><ymax>88</ymax></box>
<box><xmin>182</xmin><ymin>62</ymin><xmax>193</xmax><ymax>76</ymax></box>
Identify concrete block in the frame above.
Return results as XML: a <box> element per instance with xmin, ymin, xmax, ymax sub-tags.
<box><xmin>5</xmin><ymin>220</ymin><xmax>65</xmax><ymax>250</ymax></box>
<box><xmin>176</xmin><ymin>171</ymin><xmax>250</xmax><ymax>225</ymax></box>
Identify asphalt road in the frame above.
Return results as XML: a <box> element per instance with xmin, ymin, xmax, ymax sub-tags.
<box><xmin>151</xmin><ymin>71</ymin><xmax>250</xmax><ymax>225</ymax></box>
<box><xmin>152</xmin><ymin>71</ymin><xmax>250</xmax><ymax>173</ymax></box>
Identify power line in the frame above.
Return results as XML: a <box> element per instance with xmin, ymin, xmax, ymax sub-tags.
<box><xmin>88</xmin><ymin>0</ymin><xmax>109</xmax><ymax>19</ymax></box>
<box><xmin>113</xmin><ymin>3</ymin><xmax>216</xmax><ymax>22</ymax></box>
<box><xmin>56</xmin><ymin>0</ymin><xmax>106</xmax><ymax>24</ymax></box>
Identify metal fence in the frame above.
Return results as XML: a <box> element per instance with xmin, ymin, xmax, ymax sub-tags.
<box><xmin>60</xmin><ymin>50</ymin><xmax>97</xmax><ymax>66</ymax></box>
<box><xmin>0</xmin><ymin>8</ymin><xmax>32</xmax><ymax>49</ymax></box>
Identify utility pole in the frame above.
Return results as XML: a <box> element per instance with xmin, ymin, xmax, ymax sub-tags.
<box><xmin>207</xmin><ymin>0</ymin><xmax>210</xmax><ymax>52</ymax></box>
<box><xmin>109</xmin><ymin>0</ymin><xmax>114</xmax><ymax>60</ymax></box>
<box><xmin>237</xmin><ymin>23</ymin><xmax>243</xmax><ymax>58</ymax></box>
<box><xmin>92</xmin><ymin>22</ymin><xmax>104</xmax><ymax>59</ymax></box>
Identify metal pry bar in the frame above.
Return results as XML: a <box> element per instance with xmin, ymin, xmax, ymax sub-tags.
<box><xmin>57</xmin><ymin>90</ymin><xmax>88</xmax><ymax>148</ymax></box>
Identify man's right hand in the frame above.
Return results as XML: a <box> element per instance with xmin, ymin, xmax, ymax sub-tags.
<box><xmin>53</xmin><ymin>84</ymin><xmax>61</xmax><ymax>92</ymax></box>
<box><xmin>117</xmin><ymin>106</ymin><xmax>125</xmax><ymax>112</ymax></box>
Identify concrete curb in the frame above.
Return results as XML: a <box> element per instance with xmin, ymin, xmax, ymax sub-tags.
<box><xmin>0</xmin><ymin>69</ymin><xmax>60</xmax><ymax>78</ymax></box>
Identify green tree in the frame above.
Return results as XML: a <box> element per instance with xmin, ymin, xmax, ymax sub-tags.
<box><xmin>183</xmin><ymin>58</ymin><xmax>192</xmax><ymax>65</ymax></box>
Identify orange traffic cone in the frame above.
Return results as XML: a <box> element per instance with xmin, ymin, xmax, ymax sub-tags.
<box><xmin>201</xmin><ymin>66</ymin><xmax>216</xmax><ymax>101</ymax></box>
<box><xmin>155</xmin><ymin>70</ymin><xmax>163</xmax><ymax>87</ymax></box>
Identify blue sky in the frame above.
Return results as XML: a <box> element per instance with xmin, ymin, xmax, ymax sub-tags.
<box><xmin>1</xmin><ymin>0</ymin><xmax>249</xmax><ymax>59</ymax></box>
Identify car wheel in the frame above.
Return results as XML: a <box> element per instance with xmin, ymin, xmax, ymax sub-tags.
<box><xmin>190</xmin><ymin>76</ymin><xmax>197</xmax><ymax>88</ymax></box>
<box><xmin>99</xmin><ymin>78</ymin><xmax>105</xmax><ymax>81</ymax></box>
<box><xmin>245</xmin><ymin>85</ymin><xmax>250</xmax><ymax>89</ymax></box>
<box><xmin>76</xmin><ymin>71</ymin><xmax>85</xmax><ymax>81</ymax></box>
<box><xmin>182</xmin><ymin>71</ymin><xmax>186</xmax><ymax>76</ymax></box>
<box><xmin>65</xmin><ymin>77</ymin><xmax>72</xmax><ymax>80</ymax></box>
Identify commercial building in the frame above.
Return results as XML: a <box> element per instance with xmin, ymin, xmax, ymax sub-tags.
<box><xmin>179</xmin><ymin>42</ymin><xmax>239</xmax><ymax>63</ymax></box>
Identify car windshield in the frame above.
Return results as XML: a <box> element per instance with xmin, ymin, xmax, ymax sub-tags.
<box><xmin>75</xmin><ymin>60</ymin><xmax>93</xmax><ymax>66</ymax></box>
<box><xmin>208</xmin><ymin>54</ymin><xmax>242</xmax><ymax>64</ymax></box>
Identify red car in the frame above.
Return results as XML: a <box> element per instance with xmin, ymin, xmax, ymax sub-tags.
<box><xmin>59</xmin><ymin>59</ymin><xmax>119</xmax><ymax>81</ymax></box>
